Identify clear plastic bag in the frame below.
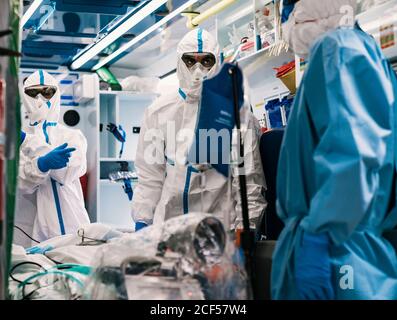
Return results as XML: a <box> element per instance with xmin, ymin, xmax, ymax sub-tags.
<box><xmin>83</xmin><ymin>214</ymin><xmax>248</xmax><ymax>300</ymax></box>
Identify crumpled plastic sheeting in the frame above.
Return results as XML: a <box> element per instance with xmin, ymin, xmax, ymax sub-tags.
<box><xmin>83</xmin><ymin>213</ymin><xmax>248</xmax><ymax>300</ymax></box>
<box><xmin>9</xmin><ymin>223</ymin><xmax>124</xmax><ymax>299</ymax></box>
<box><xmin>9</xmin><ymin>244</ymin><xmax>84</xmax><ymax>300</ymax></box>
<box><xmin>120</xmin><ymin>75</ymin><xmax>160</xmax><ymax>93</ymax></box>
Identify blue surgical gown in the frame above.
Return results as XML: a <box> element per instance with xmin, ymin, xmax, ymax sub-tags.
<box><xmin>271</xmin><ymin>25</ymin><xmax>397</xmax><ymax>300</ymax></box>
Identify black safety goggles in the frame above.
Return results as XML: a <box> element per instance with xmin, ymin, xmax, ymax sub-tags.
<box><xmin>181</xmin><ymin>52</ymin><xmax>216</xmax><ymax>69</ymax></box>
<box><xmin>24</xmin><ymin>85</ymin><xmax>57</xmax><ymax>99</ymax></box>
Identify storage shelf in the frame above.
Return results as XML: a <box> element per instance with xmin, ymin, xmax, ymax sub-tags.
<box><xmin>99</xmin><ymin>90</ymin><xmax>158</xmax><ymax>100</ymax></box>
<box><xmin>100</xmin><ymin>179</ymin><xmax>137</xmax><ymax>186</ymax></box>
<box><xmin>100</xmin><ymin>157</ymin><xmax>135</xmax><ymax>162</ymax></box>
<box><xmin>237</xmin><ymin>43</ymin><xmax>281</xmax><ymax>66</ymax></box>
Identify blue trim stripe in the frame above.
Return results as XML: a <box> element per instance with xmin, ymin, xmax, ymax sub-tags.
<box><xmin>178</xmin><ymin>88</ymin><xmax>187</xmax><ymax>100</ymax></box>
<box><xmin>21</xmin><ymin>131</ymin><xmax>26</xmax><ymax>144</ymax></box>
<box><xmin>165</xmin><ymin>155</ymin><xmax>175</xmax><ymax>166</ymax></box>
<box><xmin>183</xmin><ymin>165</ymin><xmax>199</xmax><ymax>214</ymax></box>
<box><xmin>197</xmin><ymin>28</ymin><xmax>203</xmax><ymax>53</ymax></box>
<box><xmin>61</xmin><ymin>95</ymin><xmax>74</xmax><ymax>100</ymax></box>
<box><xmin>51</xmin><ymin>178</ymin><xmax>66</xmax><ymax>235</ymax></box>
<box><xmin>60</xmin><ymin>80</ymin><xmax>73</xmax><ymax>84</ymax></box>
<box><xmin>39</xmin><ymin>69</ymin><xmax>44</xmax><ymax>85</ymax></box>
<box><xmin>42</xmin><ymin>121</ymin><xmax>57</xmax><ymax>143</ymax></box>
<box><xmin>43</xmin><ymin>121</ymin><xmax>49</xmax><ymax>143</ymax></box>
<box><xmin>119</xmin><ymin>125</ymin><xmax>126</xmax><ymax>158</ymax></box>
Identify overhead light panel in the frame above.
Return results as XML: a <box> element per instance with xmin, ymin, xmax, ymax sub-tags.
<box><xmin>21</xmin><ymin>0</ymin><xmax>43</xmax><ymax>28</ymax></box>
<box><xmin>93</xmin><ymin>0</ymin><xmax>199</xmax><ymax>71</ymax></box>
<box><xmin>70</xmin><ymin>0</ymin><xmax>168</xmax><ymax>70</ymax></box>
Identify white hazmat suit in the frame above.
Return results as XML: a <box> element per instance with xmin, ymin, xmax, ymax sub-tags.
<box><xmin>15</xmin><ymin>70</ymin><xmax>90</xmax><ymax>243</ymax></box>
<box><xmin>131</xmin><ymin>29</ymin><xmax>267</xmax><ymax>229</ymax></box>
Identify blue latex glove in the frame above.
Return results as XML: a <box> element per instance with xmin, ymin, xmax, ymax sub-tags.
<box><xmin>37</xmin><ymin>143</ymin><xmax>76</xmax><ymax>173</ymax></box>
<box><xmin>295</xmin><ymin>231</ymin><xmax>335</xmax><ymax>300</ymax></box>
<box><xmin>135</xmin><ymin>221</ymin><xmax>148</xmax><ymax>232</ymax></box>
<box><xmin>106</xmin><ymin>123</ymin><xmax>126</xmax><ymax>142</ymax></box>
<box><xmin>123</xmin><ymin>179</ymin><xmax>133</xmax><ymax>201</ymax></box>
<box><xmin>26</xmin><ymin>245</ymin><xmax>53</xmax><ymax>255</ymax></box>
<box><xmin>281</xmin><ymin>1</ymin><xmax>296</xmax><ymax>23</ymax></box>
<box><xmin>21</xmin><ymin>131</ymin><xmax>26</xmax><ymax>144</ymax></box>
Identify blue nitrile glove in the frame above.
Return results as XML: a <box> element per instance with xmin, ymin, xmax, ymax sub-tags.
<box><xmin>37</xmin><ymin>143</ymin><xmax>76</xmax><ymax>173</ymax></box>
<box><xmin>295</xmin><ymin>231</ymin><xmax>335</xmax><ymax>300</ymax></box>
<box><xmin>123</xmin><ymin>179</ymin><xmax>133</xmax><ymax>201</ymax></box>
<box><xmin>106</xmin><ymin>123</ymin><xmax>126</xmax><ymax>142</ymax></box>
<box><xmin>26</xmin><ymin>245</ymin><xmax>54</xmax><ymax>255</ymax></box>
<box><xmin>281</xmin><ymin>1</ymin><xmax>296</xmax><ymax>23</ymax></box>
<box><xmin>135</xmin><ymin>221</ymin><xmax>148</xmax><ymax>232</ymax></box>
<box><xmin>21</xmin><ymin>131</ymin><xmax>26</xmax><ymax>144</ymax></box>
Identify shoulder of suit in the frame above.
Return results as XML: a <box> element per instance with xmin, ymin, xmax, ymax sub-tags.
<box><xmin>146</xmin><ymin>90</ymin><xmax>179</xmax><ymax>117</ymax></box>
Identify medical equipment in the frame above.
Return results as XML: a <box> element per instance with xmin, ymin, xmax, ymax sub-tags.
<box><xmin>77</xmin><ymin>228</ymin><xmax>107</xmax><ymax>246</ymax></box>
<box><xmin>263</xmin><ymin>95</ymin><xmax>293</xmax><ymax>130</ymax></box>
<box><xmin>12</xmin><ymin>262</ymin><xmax>93</xmax><ymax>300</ymax></box>
<box><xmin>106</xmin><ymin>123</ymin><xmax>126</xmax><ymax>158</ymax></box>
<box><xmin>96</xmin><ymin>67</ymin><xmax>122</xmax><ymax>91</ymax></box>
<box><xmin>83</xmin><ymin>214</ymin><xmax>247</xmax><ymax>300</ymax></box>
<box><xmin>108</xmin><ymin>162</ymin><xmax>136</xmax><ymax>201</ymax></box>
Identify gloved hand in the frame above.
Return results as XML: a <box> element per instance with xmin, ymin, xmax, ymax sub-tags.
<box><xmin>135</xmin><ymin>221</ymin><xmax>148</xmax><ymax>232</ymax></box>
<box><xmin>295</xmin><ymin>231</ymin><xmax>335</xmax><ymax>300</ymax></box>
<box><xmin>26</xmin><ymin>245</ymin><xmax>54</xmax><ymax>255</ymax></box>
<box><xmin>106</xmin><ymin>123</ymin><xmax>126</xmax><ymax>142</ymax></box>
<box><xmin>21</xmin><ymin>131</ymin><xmax>26</xmax><ymax>144</ymax></box>
<box><xmin>37</xmin><ymin>143</ymin><xmax>76</xmax><ymax>173</ymax></box>
<box><xmin>123</xmin><ymin>179</ymin><xmax>133</xmax><ymax>201</ymax></box>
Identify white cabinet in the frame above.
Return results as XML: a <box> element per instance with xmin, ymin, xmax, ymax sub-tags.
<box><xmin>96</xmin><ymin>90</ymin><xmax>158</xmax><ymax>228</ymax></box>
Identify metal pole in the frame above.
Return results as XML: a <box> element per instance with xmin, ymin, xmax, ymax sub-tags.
<box><xmin>228</xmin><ymin>65</ymin><xmax>256</xmax><ymax>299</ymax></box>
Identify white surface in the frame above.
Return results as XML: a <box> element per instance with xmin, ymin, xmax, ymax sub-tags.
<box><xmin>98</xmin><ymin>183</ymin><xmax>134</xmax><ymax>228</ymax></box>
<box><xmin>97</xmin><ymin>89</ymin><xmax>156</xmax><ymax>227</ymax></box>
<box><xmin>100</xmin><ymin>157</ymin><xmax>135</xmax><ymax>162</ymax></box>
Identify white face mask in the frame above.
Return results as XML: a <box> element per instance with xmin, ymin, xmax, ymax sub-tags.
<box><xmin>23</xmin><ymin>94</ymin><xmax>51</xmax><ymax>126</ymax></box>
<box><xmin>189</xmin><ymin>64</ymin><xmax>210</xmax><ymax>84</ymax></box>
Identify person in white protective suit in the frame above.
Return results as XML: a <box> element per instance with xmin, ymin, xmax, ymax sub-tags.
<box><xmin>15</xmin><ymin>70</ymin><xmax>90</xmax><ymax>244</ymax></box>
<box><xmin>131</xmin><ymin>28</ymin><xmax>267</xmax><ymax>231</ymax></box>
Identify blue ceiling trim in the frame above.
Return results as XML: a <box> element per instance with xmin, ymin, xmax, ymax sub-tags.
<box><xmin>35</xmin><ymin>30</ymin><xmax>98</xmax><ymax>38</ymax></box>
<box><xmin>54</xmin><ymin>0</ymin><xmax>141</xmax><ymax>15</ymax></box>
<box><xmin>22</xmin><ymin>40</ymin><xmax>87</xmax><ymax>57</ymax></box>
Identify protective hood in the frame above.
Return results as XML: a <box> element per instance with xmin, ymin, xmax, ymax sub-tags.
<box><xmin>23</xmin><ymin>70</ymin><xmax>61</xmax><ymax>127</ymax></box>
<box><xmin>282</xmin><ymin>0</ymin><xmax>357</xmax><ymax>57</ymax></box>
<box><xmin>177</xmin><ymin>28</ymin><xmax>220</xmax><ymax>103</ymax></box>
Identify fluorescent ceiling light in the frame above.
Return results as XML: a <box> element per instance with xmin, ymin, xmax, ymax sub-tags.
<box><xmin>71</xmin><ymin>0</ymin><xmax>168</xmax><ymax>70</ymax></box>
<box><xmin>21</xmin><ymin>0</ymin><xmax>43</xmax><ymax>28</ymax></box>
<box><xmin>93</xmin><ymin>0</ymin><xmax>199</xmax><ymax>71</ymax></box>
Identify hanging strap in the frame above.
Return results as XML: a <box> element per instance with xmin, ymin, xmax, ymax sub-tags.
<box><xmin>118</xmin><ymin>125</ymin><xmax>126</xmax><ymax>158</ymax></box>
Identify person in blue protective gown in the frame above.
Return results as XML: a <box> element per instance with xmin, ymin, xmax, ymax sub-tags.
<box><xmin>272</xmin><ymin>0</ymin><xmax>397</xmax><ymax>300</ymax></box>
